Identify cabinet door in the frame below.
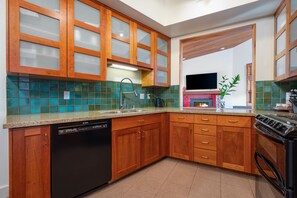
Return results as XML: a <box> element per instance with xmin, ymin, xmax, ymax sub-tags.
<box><xmin>169</xmin><ymin>122</ymin><xmax>193</xmax><ymax>160</ymax></box>
<box><xmin>217</xmin><ymin>126</ymin><xmax>251</xmax><ymax>173</ymax></box>
<box><xmin>112</xmin><ymin>127</ymin><xmax>141</xmax><ymax>180</ymax></box>
<box><xmin>141</xmin><ymin>123</ymin><xmax>161</xmax><ymax>166</ymax></box>
<box><xmin>8</xmin><ymin>0</ymin><xmax>67</xmax><ymax>77</ymax></box>
<box><xmin>107</xmin><ymin>11</ymin><xmax>134</xmax><ymax>64</ymax></box>
<box><xmin>135</xmin><ymin>24</ymin><xmax>153</xmax><ymax>69</ymax></box>
<box><xmin>10</xmin><ymin>126</ymin><xmax>50</xmax><ymax>198</ymax></box>
<box><xmin>68</xmin><ymin>0</ymin><xmax>106</xmax><ymax>80</ymax></box>
<box><xmin>155</xmin><ymin>35</ymin><xmax>170</xmax><ymax>87</ymax></box>
<box><xmin>289</xmin><ymin>3</ymin><xmax>297</xmax><ymax>75</ymax></box>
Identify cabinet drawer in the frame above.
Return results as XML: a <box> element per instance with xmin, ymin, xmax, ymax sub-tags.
<box><xmin>112</xmin><ymin>114</ymin><xmax>161</xmax><ymax>130</ymax></box>
<box><xmin>217</xmin><ymin>116</ymin><xmax>251</xmax><ymax>127</ymax></box>
<box><xmin>194</xmin><ymin>124</ymin><xmax>216</xmax><ymax>136</ymax></box>
<box><xmin>194</xmin><ymin>148</ymin><xmax>217</xmax><ymax>166</ymax></box>
<box><xmin>194</xmin><ymin>115</ymin><xmax>217</xmax><ymax>125</ymax></box>
<box><xmin>170</xmin><ymin>113</ymin><xmax>194</xmax><ymax>123</ymax></box>
<box><xmin>194</xmin><ymin>134</ymin><xmax>216</xmax><ymax>151</ymax></box>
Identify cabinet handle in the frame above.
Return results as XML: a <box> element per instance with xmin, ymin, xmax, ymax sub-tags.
<box><xmin>44</xmin><ymin>133</ymin><xmax>48</xmax><ymax>146</ymax></box>
<box><xmin>201</xmin><ymin>141</ymin><xmax>209</xmax><ymax>144</ymax></box>
<box><xmin>137</xmin><ymin>119</ymin><xmax>145</xmax><ymax>123</ymax></box>
<box><xmin>137</xmin><ymin>131</ymin><xmax>141</xmax><ymax>139</ymax></box>
<box><xmin>201</xmin><ymin>156</ymin><xmax>209</xmax><ymax>159</ymax></box>
<box><xmin>178</xmin><ymin>116</ymin><xmax>185</xmax><ymax>119</ymax></box>
<box><xmin>201</xmin><ymin>118</ymin><xmax>209</xmax><ymax>121</ymax></box>
<box><xmin>201</xmin><ymin>129</ymin><xmax>209</xmax><ymax>132</ymax></box>
<box><xmin>228</xmin><ymin>120</ymin><xmax>239</xmax><ymax>123</ymax></box>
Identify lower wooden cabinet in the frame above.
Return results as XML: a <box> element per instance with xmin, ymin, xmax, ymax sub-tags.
<box><xmin>112</xmin><ymin>115</ymin><xmax>164</xmax><ymax>180</ymax></box>
<box><xmin>169</xmin><ymin>122</ymin><xmax>193</xmax><ymax>161</ymax></box>
<box><xmin>10</xmin><ymin>126</ymin><xmax>50</xmax><ymax>198</ymax></box>
<box><xmin>217</xmin><ymin>126</ymin><xmax>252</xmax><ymax>173</ymax></box>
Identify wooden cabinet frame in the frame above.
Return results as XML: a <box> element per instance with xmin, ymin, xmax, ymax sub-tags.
<box><xmin>288</xmin><ymin>0</ymin><xmax>297</xmax><ymax>77</ymax></box>
<box><xmin>106</xmin><ymin>10</ymin><xmax>135</xmax><ymax>64</ymax></box>
<box><xmin>8</xmin><ymin>0</ymin><xmax>67</xmax><ymax>77</ymax></box>
<box><xmin>67</xmin><ymin>0</ymin><xmax>107</xmax><ymax>80</ymax></box>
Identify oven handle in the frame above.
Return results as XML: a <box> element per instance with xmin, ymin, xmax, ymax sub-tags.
<box><xmin>254</xmin><ymin>151</ymin><xmax>285</xmax><ymax>195</ymax></box>
<box><xmin>254</xmin><ymin>123</ymin><xmax>285</xmax><ymax>144</ymax></box>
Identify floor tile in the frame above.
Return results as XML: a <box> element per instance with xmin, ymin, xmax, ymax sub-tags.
<box><xmin>157</xmin><ymin>181</ymin><xmax>190</xmax><ymax>198</ymax></box>
<box><xmin>221</xmin><ymin>183</ymin><xmax>254</xmax><ymax>198</ymax></box>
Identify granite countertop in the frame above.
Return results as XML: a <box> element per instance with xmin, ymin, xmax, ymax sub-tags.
<box><xmin>2</xmin><ymin>107</ymin><xmax>290</xmax><ymax>129</ymax></box>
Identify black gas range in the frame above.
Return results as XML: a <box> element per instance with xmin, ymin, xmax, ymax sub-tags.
<box><xmin>254</xmin><ymin>114</ymin><xmax>297</xmax><ymax>198</ymax></box>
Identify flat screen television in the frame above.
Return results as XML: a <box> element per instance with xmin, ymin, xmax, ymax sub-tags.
<box><xmin>186</xmin><ymin>73</ymin><xmax>217</xmax><ymax>90</ymax></box>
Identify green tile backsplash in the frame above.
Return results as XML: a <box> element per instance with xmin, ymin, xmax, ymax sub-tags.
<box><xmin>256</xmin><ymin>80</ymin><xmax>297</xmax><ymax>110</ymax></box>
<box><xmin>7</xmin><ymin>76</ymin><xmax>179</xmax><ymax>115</ymax></box>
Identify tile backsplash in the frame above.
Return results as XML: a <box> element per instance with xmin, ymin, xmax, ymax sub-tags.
<box><xmin>7</xmin><ymin>76</ymin><xmax>179</xmax><ymax>115</ymax></box>
<box><xmin>256</xmin><ymin>80</ymin><xmax>297</xmax><ymax>110</ymax></box>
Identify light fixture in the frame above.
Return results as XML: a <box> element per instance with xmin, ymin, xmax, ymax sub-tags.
<box><xmin>220</xmin><ymin>47</ymin><xmax>225</xmax><ymax>50</ymax></box>
<box><xmin>119</xmin><ymin>33</ymin><xmax>124</xmax><ymax>37</ymax></box>
<box><xmin>110</xmin><ymin>64</ymin><xmax>138</xmax><ymax>71</ymax></box>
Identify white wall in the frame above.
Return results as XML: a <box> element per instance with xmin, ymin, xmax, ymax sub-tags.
<box><xmin>182</xmin><ymin>39</ymin><xmax>252</xmax><ymax>108</ymax></box>
<box><xmin>0</xmin><ymin>0</ymin><xmax>9</xmax><ymax>197</ymax></box>
<box><xmin>232</xmin><ymin>39</ymin><xmax>253</xmax><ymax>107</ymax></box>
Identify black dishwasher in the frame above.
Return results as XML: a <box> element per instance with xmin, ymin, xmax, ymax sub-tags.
<box><xmin>51</xmin><ymin>119</ymin><xmax>111</xmax><ymax>198</ymax></box>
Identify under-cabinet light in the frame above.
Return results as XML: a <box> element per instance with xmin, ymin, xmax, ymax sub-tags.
<box><xmin>110</xmin><ymin>64</ymin><xmax>138</xmax><ymax>71</ymax></box>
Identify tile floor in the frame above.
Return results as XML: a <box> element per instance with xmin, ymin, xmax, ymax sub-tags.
<box><xmin>85</xmin><ymin>158</ymin><xmax>255</xmax><ymax>198</ymax></box>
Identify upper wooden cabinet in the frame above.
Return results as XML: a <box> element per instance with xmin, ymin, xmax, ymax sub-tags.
<box><xmin>8</xmin><ymin>0</ymin><xmax>67</xmax><ymax>77</ymax></box>
<box><xmin>274</xmin><ymin>0</ymin><xmax>297</xmax><ymax>81</ymax></box>
<box><xmin>106</xmin><ymin>10</ymin><xmax>135</xmax><ymax>65</ymax></box>
<box><xmin>67</xmin><ymin>0</ymin><xmax>106</xmax><ymax>80</ymax></box>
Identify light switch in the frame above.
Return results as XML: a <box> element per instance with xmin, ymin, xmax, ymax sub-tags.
<box><xmin>64</xmin><ymin>91</ymin><xmax>70</xmax><ymax>100</ymax></box>
<box><xmin>147</xmin><ymin>94</ymin><xmax>150</xmax><ymax>99</ymax></box>
<box><xmin>140</xmin><ymin>93</ymin><xmax>145</xmax><ymax>99</ymax></box>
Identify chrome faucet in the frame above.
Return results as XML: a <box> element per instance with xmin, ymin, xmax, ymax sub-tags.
<box><xmin>119</xmin><ymin>78</ymin><xmax>138</xmax><ymax>110</ymax></box>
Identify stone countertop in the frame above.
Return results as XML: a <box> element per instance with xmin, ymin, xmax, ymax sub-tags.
<box><xmin>3</xmin><ymin>107</ymin><xmax>291</xmax><ymax>129</ymax></box>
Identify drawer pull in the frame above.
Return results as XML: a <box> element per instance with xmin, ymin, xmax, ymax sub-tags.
<box><xmin>201</xmin><ymin>141</ymin><xmax>209</xmax><ymax>144</ymax></box>
<box><xmin>228</xmin><ymin>120</ymin><xmax>239</xmax><ymax>123</ymax></box>
<box><xmin>201</xmin><ymin>118</ymin><xmax>209</xmax><ymax>121</ymax></box>
<box><xmin>178</xmin><ymin>116</ymin><xmax>185</xmax><ymax>119</ymax></box>
<box><xmin>137</xmin><ymin>119</ymin><xmax>145</xmax><ymax>123</ymax></box>
<box><xmin>201</xmin><ymin>156</ymin><xmax>209</xmax><ymax>159</ymax></box>
<box><xmin>201</xmin><ymin>129</ymin><xmax>209</xmax><ymax>132</ymax></box>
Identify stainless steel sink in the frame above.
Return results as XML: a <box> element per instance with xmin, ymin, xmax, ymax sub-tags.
<box><xmin>99</xmin><ymin>109</ymin><xmax>147</xmax><ymax>114</ymax></box>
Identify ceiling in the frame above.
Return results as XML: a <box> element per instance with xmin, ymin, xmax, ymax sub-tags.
<box><xmin>97</xmin><ymin>0</ymin><xmax>281</xmax><ymax>37</ymax></box>
<box><xmin>182</xmin><ymin>25</ymin><xmax>253</xmax><ymax>60</ymax></box>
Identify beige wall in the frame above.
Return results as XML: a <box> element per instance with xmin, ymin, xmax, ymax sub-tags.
<box><xmin>171</xmin><ymin>16</ymin><xmax>275</xmax><ymax>86</ymax></box>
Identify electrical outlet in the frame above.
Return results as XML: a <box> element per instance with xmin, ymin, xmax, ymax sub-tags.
<box><xmin>64</xmin><ymin>91</ymin><xmax>70</xmax><ymax>100</ymax></box>
<box><xmin>140</xmin><ymin>93</ymin><xmax>145</xmax><ymax>99</ymax></box>
<box><xmin>147</xmin><ymin>94</ymin><xmax>150</xmax><ymax>99</ymax></box>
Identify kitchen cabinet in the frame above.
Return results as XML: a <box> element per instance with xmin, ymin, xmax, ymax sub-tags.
<box><xmin>142</xmin><ymin>33</ymin><xmax>171</xmax><ymax>87</ymax></box>
<box><xmin>112</xmin><ymin>114</ymin><xmax>163</xmax><ymax>180</ymax></box>
<box><xmin>106</xmin><ymin>10</ymin><xmax>135</xmax><ymax>64</ymax></box>
<box><xmin>8</xmin><ymin>0</ymin><xmax>67</xmax><ymax>77</ymax></box>
<box><xmin>274</xmin><ymin>0</ymin><xmax>297</xmax><ymax>80</ymax></box>
<box><xmin>67</xmin><ymin>0</ymin><xmax>106</xmax><ymax>80</ymax></box>
<box><xmin>217</xmin><ymin>116</ymin><xmax>252</xmax><ymax>173</ymax></box>
<box><xmin>169</xmin><ymin>113</ymin><xmax>194</xmax><ymax>160</ymax></box>
<box><xmin>10</xmin><ymin>126</ymin><xmax>50</xmax><ymax>198</ymax></box>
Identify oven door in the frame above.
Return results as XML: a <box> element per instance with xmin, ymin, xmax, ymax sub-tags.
<box><xmin>254</xmin><ymin>123</ymin><xmax>286</xmax><ymax>198</ymax></box>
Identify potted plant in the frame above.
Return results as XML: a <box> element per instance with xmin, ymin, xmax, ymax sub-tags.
<box><xmin>218</xmin><ymin>74</ymin><xmax>240</xmax><ymax>108</ymax></box>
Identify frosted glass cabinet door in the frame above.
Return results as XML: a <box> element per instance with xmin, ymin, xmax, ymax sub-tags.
<box><xmin>20</xmin><ymin>8</ymin><xmax>60</xmax><ymax>41</ymax></box>
<box><xmin>157</xmin><ymin>38</ymin><xmax>168</xmax><ymax>53</ymax></box>
<box><xmin>277</xmin><ymin>7</ymin><xmax>286</xmax><ymax>32</ymax></box>
<box><xmin>74</xmin><ymin>26</ymin><xmax>100</xmax><ymax>51</ymax></box>
<box><xmin>277</xmin><ymin>31</ymin><xmax>286</xmax><ymax>54</ymax></box>
<box><xmin>112</xmin><ymin>17</ymin><xmax>130</xmax><ymax>39</ymax></box>
<box><xmin>291</xmin><ymin>0</ymin><xmax>297</xmax><ymax>15</ymax></box>
<box><xmin>276</xmin><ymin>56</ymin><xmax>286</xmax><ymax>76</ymax></box>
<box><xmin>157</xmin><ymin>54</ymin><xmax>168</xmax><ymax>68</ymax></box>
<box><xmin>157</xmin><ymin>70</ymin><xmax>168</xmax><ymax>84</ymax></box>
<box><xmin>137</xmin><ymin>48</ymin><xmax>150</xmax><ymax>64</ymax></box>
<box><xmin>20</xmin><ymin>41</ymin><xmax>60</xmax><ymax>70</ymax></box>
<box><xmin>137</xmin><ymin>29</ymin><xmax>150</xmax><ymax>46</ymax></box>
<box><xmin>112</xmin><ymin>39</ymin><xmax>130</xmax><ymax>59</ymax></box>
<box><xmin>25</xmin><ymin>0</ymin><xmax>60</xmax><ymax>12</ymax></box>
<box><xmin>290</xmin><ymin>18</ymin><xmax>297</xmax><ymax>43</ymax></box>
<box><xmin>74</xmin><ymin>53</ymin><xmax>100</xmax><ymax>75</ymax></box>
<box><xmin>290</xmin><ymin>47</ymin><xmax>297</xmax><ymax>71</ymax></box>
<box><xmin>74</xmin><ymin>0</ymin><xmax>100</xmax><ymax>28</ymax></box>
